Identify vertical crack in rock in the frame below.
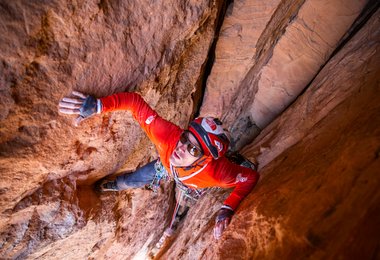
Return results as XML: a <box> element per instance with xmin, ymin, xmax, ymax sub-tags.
<box><xmin>222</xmin><ymin>0</ymin><xmax>368</xmax><ymax>152</ymax></box>
<box><xmin>0</xmin><ymin>1</ymin><xmax>226</xmax><ymax>258</ymax></box>
<box><xmin>192</xmin><ymin>0</ymin><xmax>233</xmax><ymax>119</ymax></box>
<box><xmin>242</xmin><ymin>5</ymin><xmax>380</xmax><ymax>170</ymax></box>
<box><xmin>330</xmin><ymin>0</ymin><xmax>379</xmax><ymax>58</ymax></box>
<box><xmin>254</xmin><ymin>0</ymin><xmax>306</xmax><ymax>64</ymax></box>
<box><xmin>1</xmin><ymin>0</ymin><xmax>378</xmax><ymax>259</ymax></box>
<box><xmin>226</xmin><ymin>0</ymin><xmax>306</xmax><ymax>151</ymax></box>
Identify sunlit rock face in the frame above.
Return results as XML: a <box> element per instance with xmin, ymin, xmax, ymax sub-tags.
<box><xmin>200</xmin><ymin>0</ymin><xmax>368</xmax><ymax>150</ymax></box>
<box><xmin>1</xmin><ymin>0</ymin><xmax>379</xmax><ymax>259</ymax></box>
<box><xmin>161</xmin><ymin>6</ymin><xmax>380</xmax><ymax>259</ymax></box>
<box><xmin>0</xmin><ymin>0</ymin><xmax>224</xmax><ymax>258</ymax></box>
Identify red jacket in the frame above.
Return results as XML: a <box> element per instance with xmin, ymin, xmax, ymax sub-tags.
<box><xmin>100</xmin><ymin>92</ymin><xmax>259</xmax><ymax>210</ymax></box>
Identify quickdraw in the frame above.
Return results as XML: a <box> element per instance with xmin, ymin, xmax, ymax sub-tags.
<box><xmin>147</xmin><ymin>159</ymin><xmax>170</xmax><ymax>192</ymax></box>
<box><xmin>175</xmin><ymin>180</ymin><xmax>206</xmax><ymax>201</ymax></box>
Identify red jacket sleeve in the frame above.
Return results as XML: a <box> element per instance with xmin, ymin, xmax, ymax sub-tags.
<box><xmin>100</xmin><ymin>93</ymin><xmax>182</xmax><ymax>164</ymax></box>
<box><xmin>212</xmin><ymin>158</ymin><xmax>260</xmax><ymax>211</ymax></box>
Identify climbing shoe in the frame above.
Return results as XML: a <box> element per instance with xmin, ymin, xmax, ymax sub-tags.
<box><xmin>99</xmin><ymin>180</ymin><xmax>119</xmax><ymax>192</ymax></box>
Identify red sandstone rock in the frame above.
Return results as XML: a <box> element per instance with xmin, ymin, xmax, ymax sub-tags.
<box><xmin>200</xmin><ymin>0</ymin><xmax>281</xmax><ymax>118</ymax></box>
<box><xmin>0</xmin><ymin>0</ymin><xmax>223</xmax><ymax>258</ymax></box>
<box><xmin>0</xmin><ymin>0</ymin><xmax>379</xmax><ymax>259</ymax></box>
<box><xmin>162</xmin><ymin>7</ymin><xmax>380</xmax><ymax>259</ymax></box>
<box><xmin>201</xmin><ymin>0</ymin><xmax>367</xmax><ymax>150</ymax></box>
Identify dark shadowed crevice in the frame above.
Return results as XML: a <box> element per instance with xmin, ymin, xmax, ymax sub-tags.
<box><xmin>254</xmin><ymin>0</ymin><xmax>306</xmax><ymax>64</ymax></box>
<box><xmin>192</xmin><ymin>0</ymin><xmax>233</xmax><ymax>119</ymax></box>
<box><xmin>330</xmin><ymin>0</ymin><xmax>379</xmax><ymax>59</ymax></box>
<box><xmin>229</xmin><ymin>0</ymin><xmax>378</xmax><ymax>152</ymax></box>
<box><xmin>222</xmin><ymin>0</ymin><xmax>306</xmax><ymax>152</ymax></box>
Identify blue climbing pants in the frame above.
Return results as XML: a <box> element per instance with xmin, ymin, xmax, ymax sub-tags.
<box><xmin>116</xmin><ymin>159</ymin><xmax>158</xmax><ymax>190</ymax></box>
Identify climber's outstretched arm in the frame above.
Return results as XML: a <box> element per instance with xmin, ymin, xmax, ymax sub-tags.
<box><xmin>59</xmin><ymin>91</ymin><xmax>182</xmax><ymax>156</ymax></box>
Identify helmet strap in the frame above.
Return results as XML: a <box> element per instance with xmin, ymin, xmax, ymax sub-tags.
<box><xmin>184</xmin><ymin>155</ymin><xmax>208</xmax><ymax>170</ymax></box>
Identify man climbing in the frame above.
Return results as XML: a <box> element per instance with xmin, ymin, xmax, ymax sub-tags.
<box><xmin>59</xmin><ymin>91</ymin><xmax>259</xmax><ymax>240</ymax></box>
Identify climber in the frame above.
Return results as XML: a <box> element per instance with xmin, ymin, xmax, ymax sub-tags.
<box><xmin>59</xmin><ymin>91</ymin><xmax>259</xmax><ymax>239</ymax></box>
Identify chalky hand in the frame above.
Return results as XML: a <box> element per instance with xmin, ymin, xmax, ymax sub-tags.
<box><xmin>59</xmin><ymin>91</ymin><xmax>101</xmax><ymax>126</ymax></box>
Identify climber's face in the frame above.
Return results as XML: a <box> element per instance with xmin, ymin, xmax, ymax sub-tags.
<box><xmin>170</xmin><ymin>131</ymin><xmax>203</xmax><ymax>167</ymax></box>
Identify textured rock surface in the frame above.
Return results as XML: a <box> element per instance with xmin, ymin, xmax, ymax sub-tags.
<box><xmin>0</xmin><ymin>0</ymin><xmax>224</xmax><ymax>258</ymax></box>
<box><xmin>162</xmin><ymin>7</ymin><xmax>380</xmax><ymax>259</ymax></box>
<box><xmin>0</xmin><ymin>0</ymin><xmax>379</xmax><ymax>259</ymax></box>
<box><xmin>200</xmin><ymin>0</ymin><xmax>367</xmax><ymax>150</ymax></box>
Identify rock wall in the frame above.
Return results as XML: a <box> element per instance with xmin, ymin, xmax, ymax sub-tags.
<box><xmin>0</xmin><ymin>0</ymin><xmax>225</xmax><ymax>258</ymax></box>
<box><xmin>163</xmin><ymin>6</ymin><xmax>380</xmax><ymax>259</ymax></box>
<box><xmin>200</xmin><ymin>0</ymin><xmax>368</xmax><ymax>150</ymax></box>
<box><xmin>0</xmin><ymin>0</ymin><xmax>379</xmax><ymax>259</ymax></box>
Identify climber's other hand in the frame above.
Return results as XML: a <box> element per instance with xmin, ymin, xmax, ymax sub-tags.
<box><xmin>213</xmin><ymin>206</ymin><xmax>234</xmax><ymax>240</ymax></box>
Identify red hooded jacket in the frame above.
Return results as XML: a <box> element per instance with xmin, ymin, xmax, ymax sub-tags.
<box><xmin>100</xmin><ymin>92</ymin><xmax>259</xmax><ymax>210</ymax></box>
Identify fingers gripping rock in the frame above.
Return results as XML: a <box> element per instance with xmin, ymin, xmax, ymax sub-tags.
<box><xmin>213</xmin><ymin>206</ymin><xmax>234</xmax><ymax>239</ymax></box>
<box><xmin>216</xmin><ymin>207</ymin><xmax>234</xmax><ymax>222</ymax></box>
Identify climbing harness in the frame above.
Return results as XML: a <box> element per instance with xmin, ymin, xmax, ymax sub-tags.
<box><xmin>164</xmin><ymin>163</ymin><xmax>208</xmax><ymax>232</ymax></box>
<box><xmin>174</xmin><ymin>180</ymin><xmax>206</xmax><ymax>202</ymax></box>
<box><xmin>147</xmin><ymin>159</ymin><xmax>207</xmax><ymax>201</ymax></box>
<box><xmin>170</xmin><ymin>163</ymin><xmax>207</xmax><ymax>201</ymax></box>
<box><xmin>151</xmin><ymin>160</ymin><xmax>208</xmax><ymax>249</ymax></box>
<box><xmin>150</xmin><ymin>161</ymin><xmax>212</xmax><ymax>256</ymax></box>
